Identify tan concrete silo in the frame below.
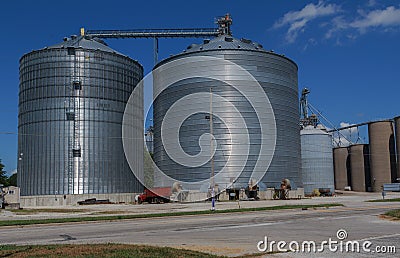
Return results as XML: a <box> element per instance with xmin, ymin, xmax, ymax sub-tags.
<box><xmin>333</xmin><ymin>147</ymin><xmax>349</xmax><ymax>190</ymax></box>
<box><xmin>349</xmin><ymin>144</ymin><xmax>370</xmax><ymax>192</ymax></box>
<box><xmin>368</xmin><ymin>121</ymin><xmax>397</xmax><ymax>192</ymax></box>
<box><xmin>395</xmin><ymin>117</ymin><xmax>400</xmax><ymax>181</ymax></box>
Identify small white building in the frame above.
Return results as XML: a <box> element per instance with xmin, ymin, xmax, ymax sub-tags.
<box><xmin>1</xmin><ymin>186</ymin><xmax>20</xmax><ymax>209</ymax></box>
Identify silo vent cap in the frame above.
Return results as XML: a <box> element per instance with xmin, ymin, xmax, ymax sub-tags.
<box><xmin>224</xmin><ymin>36</ymin><xmax>233</xmax><ymax>42</ymax></box>
<box><xmin>187</xmin><ymin>43</ymin><xmax>198</xmax><ymax>50</ymax></box>
<box><xmin>240</xmin><ymin>38</ymin><xmax>252</xmax><ymax>44</ymax></box>
<box><xmin>253</xmin><ymin>43</ymin><xmax>263</xmax><ymax>49</ymax></box>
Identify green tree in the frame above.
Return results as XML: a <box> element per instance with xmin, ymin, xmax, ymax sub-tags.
<box><xmin>144</xmin><ymin>150</ymin><xmax>154</xmax><ymax>188</ymax></box>
<box><xmin>0</xmin><ymin>159</ymin><xmax>7</xmax><ymax>186</ymax></box>
<box><xmin>7</xmin><ymin>173</ymin><xmax>17</xmax><ymax>186</ymax></box>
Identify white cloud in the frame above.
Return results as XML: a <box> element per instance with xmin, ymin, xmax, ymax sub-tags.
<box><xmin>339</xmin><ymin>122</ymin><xmax>358</xmax><ymax>133</ymax></box>
<box><xmin>302</xmin><ymin>38</ymin><xmax>317</xmax><ymax>51</ymax></box>
<box><xmin>274</xmin><ymin>2</ymin><xmax>400</xmax><ymax>46</ymax></box>
<box><xmin>350</xmin><ymin>6</ymin><xmax>400</xmax><ymax>31</ymax></box>
<box><xmin>367</xmin><ymin>0</ymin><xmax>377</xmax><ymax>7</ymax></box>
<box><xmin>327</xmin><ymin>6</ymin><xmax>400</xmax><ymax>39</ymax></box>
<box><xmin>325</xmin><ymin>16</ymin><xmax>347</xmax><ymax>39</ymax></box>
<box><xmin>5</xmin><ymin>169</ymin><xmax>17</xmax><ymax>177</ymax></box>
<box><xmin>273</xmin><ymin>1</ymin><xmax>341</xmax><ymax>43</ymax></box>
<box><xmin>332</xmin><ymin>122</ymin><xmax>359</xmax><ymax>147</ymax></box>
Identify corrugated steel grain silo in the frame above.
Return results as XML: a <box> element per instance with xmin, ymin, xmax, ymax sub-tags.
<box><xmin>18</xmin><ymin>36</ymin><xmax>143</xmax><ymax>195</ymax></box>
<box><xmin>333</xmin><ymin>147</ymin><xmax>349</xmax><ymax>190</ymax></box>
<box><xmin>368</xmin><ymin>121</ymin><xmax>397</xmax><ymax>192</ymax></box>
<box><xmin>300</xmin><ymin>126</ymin><xmax>335</xmax><ymax>194</ymax></box>
<box><xmin>348</xmin><ymin>144</ymin><xmax>370</xmax><ymax>192</ymax></box>
<box><xmin>153</xmin><ymin>35</ymin><xmax>301</xmax><ymax>189</ymax></box>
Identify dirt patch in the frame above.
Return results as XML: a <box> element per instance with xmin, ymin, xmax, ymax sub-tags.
<box><xmin>0</xmin><ymin>244</ymin><xmax>223</xmax><ymax>258</ymax></box>
<box><xmin>173</xmin><ymin>244</ymin><xmax>245</xmax><ymax>255</ymax></box>
<box><xmin>379</xmin><ymin>214</ymin><xmax>400</xmax><ymax>221</ymax></box>
<box><xmin>10</xmin><ymin>209</ymin><xmax>90</xmax><ymax>215</ymax></box>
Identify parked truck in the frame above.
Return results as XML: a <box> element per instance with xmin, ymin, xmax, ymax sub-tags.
<box><xmin>137</xmin><ymin>187</ymin><xmax>172</xmax><ymax>204</ymax></box>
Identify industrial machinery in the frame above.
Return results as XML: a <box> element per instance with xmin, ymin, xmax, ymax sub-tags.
<box><xmin>273</xmin><ymin>179</ymin><xmax>292</xmax><ymax>200</ymax></box>
<box><xmin>300</xmin><ymin>88</ymin><xmax>318</xmax><ymax>127</ymax></box>
<box><xmin>137</xmin><ymin>184</ymin><xmax>188</xmax><ymax>204</ymax></box>
<box><xmin>245</xmin><ymin>178</ymin><xmax>259</xmax><ymax>200</ymax></box>
<box><xmin>84</xmin><ymin>15</ymin><xmax>233</xmax><ymax>64</ymax></box>
<box><xmin>137</xmin><ymin>187</ymin><xmax>172</xmax><ymax>204</ymax></box>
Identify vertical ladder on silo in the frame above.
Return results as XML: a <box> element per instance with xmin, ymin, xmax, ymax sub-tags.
<box><xmin>66</xmin><ymin>79</ymin><xmax>74</xmax><ymax>194</ymax></box>
<box><xmin>65</xmin><ymin>48</ymin><xmax>82</xmax><ymax>194</ymax></box>
<box><xmin>71</xmin><ymin>49</ymin><xmax>82</xmax><ymax>195</ymax></box>
<box><xmin>72</xmin><ymin>79</ymin><xmax>82</xmax><ymax>194</ymax></box>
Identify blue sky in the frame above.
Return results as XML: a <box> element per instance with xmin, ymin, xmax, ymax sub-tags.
<box><xmin>1</xmin><ymin>0</ymin><xmax>400</xmax><ymax>174</ymax></box>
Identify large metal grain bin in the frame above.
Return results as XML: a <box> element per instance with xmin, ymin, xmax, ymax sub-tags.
<box><xmin>18</xmin><ymin>36</ymin><xmax>143</xmax><ymax>196</ymax></box>
<box><xmin>153</xmin><ymin>35</ymin><xmax>301</xmax><ymax>190</ymax></box>
<box><xmin>348</xmin><ymin>144</ymin><xmax>371</xmax><ymax>192</ymax></box>
<box><xmin>333</xmin><ymin>147</ymin><xmax>349</xmax><ymax>190</ymax></box>
<box><xmin>300</xmin><ymin>126</ymin><xmax>334</xmax><ymax>195</ymax></box>
<box><xmin>368</xmin><ymin>121</ymin><xmax>397</xmax><ymax>192</ymax></box>
<box><xmin>395</xmin><ymin>116</ymin><xmax>400</xmax><ymax>180</ymax></box>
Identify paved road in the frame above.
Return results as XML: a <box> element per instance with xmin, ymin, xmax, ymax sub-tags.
<box><xmin>0</xmin><ymin>203</ymin><xmax>399</xmax><ymax>257</ymax></box>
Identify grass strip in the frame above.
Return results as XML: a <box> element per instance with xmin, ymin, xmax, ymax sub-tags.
<box><xmin>367</xmin><ymin>198</ymin><xmax>400</xmax><ymax>203</ymax></box>
<box><xmin>0</xmin><ymin>243</ymin><xmax>224</xmax><ymax>258</ymax></box>
<box><xmin>0</xmin><ymin>203</ymin><xmax>343</xmax><ymax>227</ymax></box>
<box><xmin>384</xmin><ymin>209</ymin><xmax>400</xmax><ymax>219</ymax></box>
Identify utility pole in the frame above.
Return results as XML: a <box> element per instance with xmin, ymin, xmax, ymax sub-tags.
<box><xmin>210</xmin><ymin>88</ymin><xmax>215</xmax><ymax>211</ymax></box>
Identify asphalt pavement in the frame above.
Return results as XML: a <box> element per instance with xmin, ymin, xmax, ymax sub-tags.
<box><xmin>0</xmin><ymin>194</ymin><xmax>399</xmax><ymax>257</ymax></box>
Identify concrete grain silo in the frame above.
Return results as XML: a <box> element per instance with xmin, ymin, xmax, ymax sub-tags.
<box><xmin>348</xmin><ymin>144</ymin><xmax>370</xmax><ymax>192</ymax></box>
<box><xmin>368</xmin><ymin>121</ymin><xmax>397</xmax><ymax>192</ymax></box>
<box><xmin>18</xmin><ymin>35</ymin><xmax>144</xmax><ymax>201</ymax></box>
<box><xmin>333</xmin><ymin>147</ymin><xmax>349</xmax><ymax>190</ymax></box>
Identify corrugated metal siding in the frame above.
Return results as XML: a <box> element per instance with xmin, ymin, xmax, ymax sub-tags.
<box><xmin>18</xmin><ymin>44</ymin><xmax>143</xmax><ymax>196</ymax></box>
<box><xmin>300</xmin><ymin>128</ymin><xmax>334</xmax><ymax>194</ymax></box>
<box><xmin>153</xmin><ymin>41</ymin><xmax>301</xmax><ymax>189</ymax></box>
